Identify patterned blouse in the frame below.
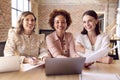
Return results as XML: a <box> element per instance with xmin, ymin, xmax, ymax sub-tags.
<box><xmin>4</xmin><ymin>29</ymin><xmax>49</xmax><ymax>61</ymax></box>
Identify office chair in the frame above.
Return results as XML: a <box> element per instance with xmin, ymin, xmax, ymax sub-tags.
<box><xmin>0</xmin><ymin>42</ymin><xmax>6</xmax><ymax>56</ymax></box>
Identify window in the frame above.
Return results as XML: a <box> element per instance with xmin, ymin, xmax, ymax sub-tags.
<box><xmin>11</xmin><ymin>0</ymin><xmax>31</xmax><ymax>27</ymax></box>
<box><xmin>98</xmin><ymin>14</ymin><xmax>104</xmax><ymax>32</ymax></box>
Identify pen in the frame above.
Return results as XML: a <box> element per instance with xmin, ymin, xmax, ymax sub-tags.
<box><xmin>28</xmin><ymin>57</ymin><xmax>38</xmax><ymax>65</ymax></box>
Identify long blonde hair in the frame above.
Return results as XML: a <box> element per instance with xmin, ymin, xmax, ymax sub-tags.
<box><xmin>16</xmin><ymin>11</ymin><xmax>36</xmax><ymax>34</ymax></box>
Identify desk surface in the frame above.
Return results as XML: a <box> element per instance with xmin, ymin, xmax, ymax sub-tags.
<box><xmin>0</xmin><ymin>60</ymin><xmax>120</xmax><ymax>80</ymax></box>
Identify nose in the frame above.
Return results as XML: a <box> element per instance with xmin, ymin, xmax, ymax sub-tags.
<box><xmin>28</xmin><ymin>20</ymin><xmax>33</xmax><ymax>24</ymax></box>
<box><xmin>58</xmin><ymin>22</ymin><xmax>62</xmax><ymax>26</ymax></box>
<box><xmin>86</xmin><ymin>21</ymin><xmax>89</xmax><ymax>26</ymax></box>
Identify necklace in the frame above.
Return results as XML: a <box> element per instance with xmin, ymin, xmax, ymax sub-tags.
<box><xmin>59</xmin><ymin>36</ymin><xmax>69</xmax><ymax>57</ymax></box>
<box><xmin>92</xmin><ymin>45</ymin><xmax>94</xmax><ymax>51</ymax></box>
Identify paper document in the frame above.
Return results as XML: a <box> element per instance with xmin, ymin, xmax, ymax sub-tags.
<box><xmin>21</xmin><ymin>61</ymin><xmax>45</xmax><ymax>72</ymax></box>
<box><xmin>79</xmin><ymin>72</ymin><xmax>120</xmax><ymax>80</ymax></box>
<box><xmin>85</xmin><ymin>46</ymin><xmax>117</xmax><ymax>63</ymax></box>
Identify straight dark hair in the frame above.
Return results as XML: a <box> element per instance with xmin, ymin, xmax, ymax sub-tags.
<box><xmin>81</xmin><ymin>10</ymin><xmax>100</xmax><ymax>35</ymax></box>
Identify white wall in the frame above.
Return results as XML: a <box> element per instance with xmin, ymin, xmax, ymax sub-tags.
<box><xmin>116</xmin><ymin>0</ymin><xmax>120</xmax><ymax>53</ymax></box>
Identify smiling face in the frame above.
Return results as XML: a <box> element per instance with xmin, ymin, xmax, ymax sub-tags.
<box><xmin>23</xmin><ymin>14</ymin><xmax>36</xmax><ymax>33</ymax></box>
<box><xmin>54</xmin><ymin>15</ymin><xmax>67</xmax><ymax>34</ymax></box>
<box><xmin>82</xmin><ymin>15</ymin><xmax>98</xmax><ymax>33</ymax></box>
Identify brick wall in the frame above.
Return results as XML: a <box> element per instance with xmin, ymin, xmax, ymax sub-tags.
<box><xmin>37</xmin><ymin>1</ymin><xmax>117</xmax><ymax>37</ymax></box>
<box><xmin>0</xmin><ymin>0</ymin><xmax>117</xmax><ymax>42</ymax></box>
<box><xmin>0</xmin><ymin>0</ymin><xmax>11</xmax><ymax>42</ymax></box>
<box><xmin>31</xmin><ymin>0</ymin><xmax>40</xmax><ymax>34</ymax></box>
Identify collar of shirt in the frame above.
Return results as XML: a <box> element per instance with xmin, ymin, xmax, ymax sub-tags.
<box><xmin>22</xmin><ymin>32</ymin><xmax>35</xmax><ymax>38</ymax></box>
<box><xmin>54</xmin><ymin>31</ymin><xmax>66</xmax><ymax>42</ymax></box>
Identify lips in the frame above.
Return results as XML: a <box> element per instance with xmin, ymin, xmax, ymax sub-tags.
<box><xmin>58</xmin><ymin>27</ymin><xmax>63</xmax><ymax>30</ymax></box>
<box><xmin>28</xmin><ymin>24</ymin><xmax>33</xmax><ymax>28</ymax></box>
<box><xmin>57</xmin><ymin>27</ymin><xmax>63</xmax><ymax>30</ymax></box>
<box><xmin>86</xmin><ymin>25</ymin><xmax>92</xmax><ymax>29</ymax></box>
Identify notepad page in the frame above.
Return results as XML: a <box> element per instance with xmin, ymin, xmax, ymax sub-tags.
<box><xmin>21</xmin><ymin>61</ymin><xmax>45</xmax><ymax>72</ymax></box>
<box><xmin>79</xmin><ymin>72</ymin><xmax>120</xmax><ymax>80</ymax></box>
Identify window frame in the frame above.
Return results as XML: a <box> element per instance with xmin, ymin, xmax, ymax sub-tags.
<box><xmin>11</xmin><ymin>0</ymin><xmax>31</xmax><ymax>27</ymax></box>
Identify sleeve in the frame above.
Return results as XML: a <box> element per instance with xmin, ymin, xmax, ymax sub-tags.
<box><xmin>4</xmin><ymin>29</ymin><xmax>26</xmax><ymax>63</ymax></box>
<box><xmin>101</xmin><ymin>34</ymin><xmax>110</xmax><ymax>49</ymax></box>
<box><xmin>75</xmin><ymin>33</ymin><xmax>110</xmax><ymax>62</ymax></box>
<box><xmin>68</xmin><ymin>33</ymin><xmax>80</xmax><ymax>57</ymax></box>
<box><xmin>46</xmin><ymin>35</ymin><xmax>66</xmax><ymax>58</ymax></box>
<box><xmin>38</xmin><ymin>35</ymin><xmax>51</xmax><ymax>61</ymax></box>
<box><xmin>4</xmin><ymin>28</ymin><xmax>16</xmax><ymax>56</ymax></box>
<box><xmin>75</xmin><ymin>34</ymin><xmax>96</xmax><ymax>57</ymax></box>
<box><xmin>75</xmin><ymin>34</ymin><xmax>86</xmax><ymax>46</ymax></box>
<box><xmin>95</xmin><ymin>34</ymin><xmax>110</xmax><ymax>57</ymax></box>
<box><xmin>75</xmin><ymin>34</ymin><xmax>83</xmax><ymax>45</ymax></box>
<box><xmin>90</xmin><ymin>34</ymin><xmax>110</xmax><ymax>57</ymax></box>
<box><xmin>85</xmin><ymin>34</ymin><xmax>110</xmax><ymax>60</ymax></box>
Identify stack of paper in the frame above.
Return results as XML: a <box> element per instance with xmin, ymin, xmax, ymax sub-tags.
<box><xmin>79</xmin><ymin>72</ymin><xmax>120</xmax><ymax>80</ymax></box>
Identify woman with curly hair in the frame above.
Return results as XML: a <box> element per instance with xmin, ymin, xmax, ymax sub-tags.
<box><xmin>46</xmin><ymin>9</ymin><xmax>79</xmax><ymax>58</ymax></box>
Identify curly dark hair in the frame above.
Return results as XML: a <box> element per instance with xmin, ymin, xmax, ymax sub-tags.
<box><xmin>81</xmin><ymin>10</ymin><xmax>100</xmax><ymax>35</ymax></box>
<box><xmin>48</xmin><ymin>9</ymin><xmax>72</xmax><ymax>30</ymax></box>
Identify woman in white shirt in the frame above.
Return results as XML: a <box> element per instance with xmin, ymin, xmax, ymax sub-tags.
<box><xmin>75</xmin><ymin>10</ymin><xmax>113</xmax><ymax>67</ymax></box>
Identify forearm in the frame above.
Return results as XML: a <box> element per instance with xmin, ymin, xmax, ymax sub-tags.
<box><xmin>39</xmin><ymin>49</ymin><xmax>51</xmax><ymax>61</ymax></box>
<box><xmin>75</xmin><ymin>45</ymin><xmax>85</xmax><ymax>53</ymax></box>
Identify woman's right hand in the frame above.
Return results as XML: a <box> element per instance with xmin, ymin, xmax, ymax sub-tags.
<box><xmin>23</xmin><ymin>57</ymin><xmax>38</xmax><ymax>65</ymax></box>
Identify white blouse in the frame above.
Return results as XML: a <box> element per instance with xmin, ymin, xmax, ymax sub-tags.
<box><xmin>75</xmin><ymin>33</ymin><xmax>110</xmax><ymax>58</ymax></box>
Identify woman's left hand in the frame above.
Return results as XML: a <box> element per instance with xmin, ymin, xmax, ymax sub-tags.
<box><xmin>84</xmin><ymin>62</ymin><xmax>94</xmax><ymax>68</ymax></box>
<box><xmin>97</xmin><ymin>56</ymin><xmax>113</xmax><ymax>64</ymax></box>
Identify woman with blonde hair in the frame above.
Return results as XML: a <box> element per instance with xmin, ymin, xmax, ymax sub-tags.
<box><xmin>4</xmin><ymin>11</ymin><xmax>50</xmax><ymax>64</ymax></box>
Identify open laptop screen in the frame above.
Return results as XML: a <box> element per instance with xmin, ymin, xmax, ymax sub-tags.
<box><xmin>45</xmin><ymin>57</ymin><xmax>86</xmax><ymax>75</ymax></box>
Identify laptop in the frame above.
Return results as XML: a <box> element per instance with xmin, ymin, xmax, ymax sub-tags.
<box><xmin>0</xmin><ymin>56</ymin><xmax>20</xmax><ymax>72</ymax></box>
<box><xmin>45</xmin><ymin>57</ymin><xmax>86</xmax><ymax>75</ymax></box>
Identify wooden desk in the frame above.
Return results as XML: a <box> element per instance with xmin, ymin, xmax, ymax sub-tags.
<box><xmin>0</xmin><ymin>60</ymin><xmax>120</xmax><ymax>80</ymax></box>
<box><xmin>84</xmin><ymin>60</ymin><xmax>120</xmax><ymax>75</ymax></box>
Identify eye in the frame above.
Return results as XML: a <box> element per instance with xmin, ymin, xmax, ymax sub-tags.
<box><xmin>61</xmin><ymin>21</ymin><xmax>66</xmax><ymax>24</ymax></box>
<box><xmin>83</xmin><ymin>21</ymin><xmax>86</xmax><ymax>24</ymax></box>
<box><xmin>55</xmin><ymin>21</ymin><xmax>59</xmax><ymax>24</ymax></box>
<box><xmin>25</xmin><ymin>18</ymin><xmax>29</xmax><ymax>21</ymax></box>
<box><xmin>24</xmin><ymin>18</ymin><xmax>35</xmax><ymax>22</ymax></box>
<box><xmin>31</xmin><ymin>19</ymin><xmax>35</xmax><ymax>22</ymax></box>
<box><xmin>88</xmin><ymin>19</ymin><xmax>93</xmax><ymax>22</ymax></box>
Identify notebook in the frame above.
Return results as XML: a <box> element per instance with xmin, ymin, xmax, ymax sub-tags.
<box><xmin>21</xmin><ymin>61</ymin><xmax>45</xmax><ymax>72</ymax></box>
<box><xmin>0</xmin><ymin>56</ymin><xmax>20</xmax><ymax>72</ymax></box>
<box><xmin>81</xmin><ymin>72</ymin><xmax>120</xmax><ymax>80</ymax></box>
<box><xmin>45</xmin><ymin>57</ymin><xmax>86</xmax><ymax>75</ymax></box>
